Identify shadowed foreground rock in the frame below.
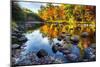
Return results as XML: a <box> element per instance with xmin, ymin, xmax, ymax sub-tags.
<box><xmin>37</xmin><ymin>49</ymin><xmax>48</xmax><ymax>58</ymax></box>
<box><xmin>52</xmin><ymin>45</ymin><xmax>59</xmax><ymax>53</ymax></box>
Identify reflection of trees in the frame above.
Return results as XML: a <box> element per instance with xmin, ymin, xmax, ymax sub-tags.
<box><xmin>40</xmin><ymin>22</ymin><xmax>95</xmax><ymax>41</ymax></box>
<box><xmin>40</xmin><ymin>23</ymin><xmax>69</xmax><ymax>39</ymax></box>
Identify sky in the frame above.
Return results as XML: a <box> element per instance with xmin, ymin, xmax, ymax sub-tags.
<box><xmin>18</xmin><ymin>2</ymin><xmax>46</xmax><ymax>13</ymax></box>
<box><xmin>16</xmin><ymin>2</ymin><xmax>60</xmax><ymax>13</ymax></box>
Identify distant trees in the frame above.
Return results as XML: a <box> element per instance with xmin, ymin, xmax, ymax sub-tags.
<box><xmin>12</xmin><ymin>2</ymin><xmax>26</xmax><ymax>22</ymax></box>
<box><xmin>38</xmin><ymin>3</ymin><xmax>95</xmax><ymax>23</ymax></box>
<box><xmin>23</xmin><ymin>8</ymin><xmax>43</xmax><ymax>21</ymax></box>
<box><xmin>11</xmin><ymin>2</ymin><xmax>43</xmax><ymax>32</ymax></box>
<box><xmin>12</xmin><ymin>2</ymin><xmax>95</xmax><ymax>23</ymax></box>
<box><xmin>38</xmin><ymin>3</ymin><xmax>74</xmax><ymax>21</ymax></box>
<box><xmin>12</xmin><ymin>2</ymin><xmax>43</xmax><ymax>23</ymax></box>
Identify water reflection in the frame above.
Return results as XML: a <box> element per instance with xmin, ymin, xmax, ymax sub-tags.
<box><xmin>15</xmin><ymin>23</ymin><xmax>96</xmax><ymax>65</ymax></box>
<box><xmin>22</xmin><ymin>29</ymin><xmax>66</xmax><ymax>62</ymax></box>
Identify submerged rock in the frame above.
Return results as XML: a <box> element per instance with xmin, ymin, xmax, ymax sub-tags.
<box><xmin>52</xmin><ymin>45</ymin><xmax>59</xmax><ymax>53</ymax></box>
<box><xmin>66</xmin><ymin>53</ymin><xmax>79</xmax><ymax>62</ymax></box>
<box><xmin>37</xmin><ymin>49</ymin><xmax>48</xmax><ymax>58</ymax></box>
<box><xmin>61</xmin><ymin>50</ymin><xmax>71</xmax><ymax>55</ymax></box>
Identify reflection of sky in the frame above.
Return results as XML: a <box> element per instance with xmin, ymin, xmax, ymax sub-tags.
<box><xmin>23</xmin><ymin>30</ymin><xmax>66</xmax><ymax>61</ymax></box>
<box><xmin>24</xmin><ymin>30</ymin><xmax>54</xmax><ymax>55</ymax></box>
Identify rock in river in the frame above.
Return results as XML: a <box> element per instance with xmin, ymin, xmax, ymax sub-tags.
<box><xmin>52</xmin><ymin>45</ymin><xmax>59</xmax><ymax>53</ymax></box>
<box><xmin>36</xmin><ymin>49</ymin><xmax>48</xmax><ymax>58</ymax></box>
<box><xmin>12</xmin><ymin>44</ymin><xmax>20</xmax><ymax>49</ymax></box>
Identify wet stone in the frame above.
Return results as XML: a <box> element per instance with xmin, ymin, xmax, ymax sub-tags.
<box><xmin>81</xmin><ymin>32</ymin><xmax>89</xmax><ymax>38</ymax></box>
<box><xmin>12</xmin><ymin>44</ymin><xmax>20</xmax><ymax>49</ymax></box>
<box><xmin>52</xmin><ymin>45</ymin><xmax>59</xmax><ymax>53</ymax></box>
<box><xmin>70</xmin><ymin>35</ymin><xmax>80</xmax><ymax>44</ymax></box>
<box><xmin>56</xmin><ymin>43</ymin><xmax>62</xmax><ymax>47</ymax></box>
<box><xmin>18</xmin><ymin>36</ymin><xmax>27</xmax><ymax>43</ymax></box>
<box><xmin>66</xmin><ymin>54</ymin><xmax>79</xmax><ymax>62</ymax></box>
<box><xmin>36</xmin><ymin>49</ymin><xmax>48</xmax><ymax>58</ymax></box>
<box><xmin>61</xmin><ymin>50</ymin><xmax>71</xmax><ymax>55</ymax></box>
<box><xmin>57</xmin><ymin>36</ymin><xmax>62</xmax><ymax>41</ymax></box>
